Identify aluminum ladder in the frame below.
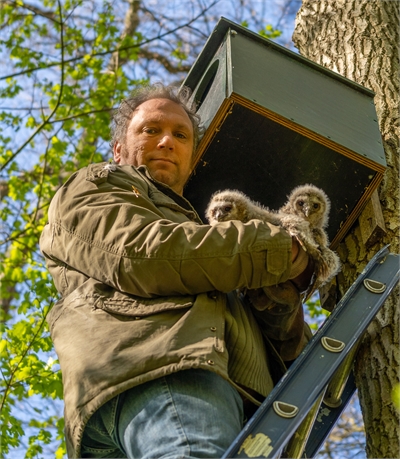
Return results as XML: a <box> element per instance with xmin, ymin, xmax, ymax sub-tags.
<box><xmin>223</xmin><ymin>245</ymin><xmax>400</xmax><ymax>458</ymax></box>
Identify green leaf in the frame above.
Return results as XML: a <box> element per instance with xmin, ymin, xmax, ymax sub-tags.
<box><xmin>258</xmin><ymin>24</ymin><xmax>282</xmax><ymax>40</ymax></box>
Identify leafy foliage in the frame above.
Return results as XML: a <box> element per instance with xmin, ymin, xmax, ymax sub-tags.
<box><xmin>305</xmin><ymin>294</ymin><xmax>330</xmax><ymax>331</ymax></box>
<box><xmin>392</xmin><ymin>383</ymin><xmax>400</xmax><ymax>412</ymax></box>
<box><xmin>259</xmin><ymin>24</ymin><xmax>282</xmax><ymax>40</ymax></box>
<box><xmin>0</xmin><ymin>1</ymin><xmax>299</xmax><ymax>457</ymax></box>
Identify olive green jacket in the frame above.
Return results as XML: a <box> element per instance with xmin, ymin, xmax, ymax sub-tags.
<box><xmin>40</xmin><ymin>162</ymin><xmax>310</xmax><ymax>458</ymax></box>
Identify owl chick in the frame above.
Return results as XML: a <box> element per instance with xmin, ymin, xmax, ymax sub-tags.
<box><xmin>206</xmin><ymin>185</ymin><xmax>340</xmax><ymax>295</ymax></box>
<box><xmin>278</xmin><ymin>184</ymin><xmax>341</xmax><ymax>288</ymax></box>
<box><xmin>279</xmin><ymin>184</ymin><xmax>330</xmax><ymax>247</ymax></box>
<box><xmin>205</xmin><ymin>189</ymin><xmax>280</xmax><ymax>225</ymax></box>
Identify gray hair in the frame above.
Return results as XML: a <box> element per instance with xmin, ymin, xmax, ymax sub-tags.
<box><xmin>110</xmin><ymin>83</ymin><xmax>202</xmax><ymax>154</ymax></box>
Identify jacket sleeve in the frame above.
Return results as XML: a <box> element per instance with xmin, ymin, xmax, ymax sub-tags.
<box><xmin>39</xmin><ymin>164</ymin><xmax>293</xmax><ymax>298</ymax></box>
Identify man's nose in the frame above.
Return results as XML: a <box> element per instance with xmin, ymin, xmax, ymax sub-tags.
<box><xmin>157</xmin><ymin>133</ymin><xmax>174</xmax><ymax>149</ymax></box>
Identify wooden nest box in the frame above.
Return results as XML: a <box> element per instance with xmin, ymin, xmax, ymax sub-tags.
<box><xmin>182</xmin><ymin>18</ymin><xmax>386</xmax><ymax>248</ymax></box>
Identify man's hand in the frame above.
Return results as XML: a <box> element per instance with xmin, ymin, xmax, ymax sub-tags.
<box><xmin>291</xmin><ymin>238</ymin><xmax>314</xmax><ymax>293</ymax></box>
<box><xmin>291</xmin><ymin>237</ymin><xmax>300</xmax><ymax>262</ymax></box>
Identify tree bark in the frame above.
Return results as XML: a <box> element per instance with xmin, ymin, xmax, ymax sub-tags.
<box><xmin>292</xmin><ymin>1</ymin><xmax>399</xmax><ymax>458</ymax></box>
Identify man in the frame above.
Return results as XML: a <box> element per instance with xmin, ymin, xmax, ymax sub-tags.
<box><xmin>40</xmin><ymin>83</ymin><xmax>313</xmax><ymax>459</ymax></box>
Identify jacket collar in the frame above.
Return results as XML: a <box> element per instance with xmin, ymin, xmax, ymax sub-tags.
<box><xmin>135</xmin><ymin>165</ymin><xmax>203</xmax><ymax>223</ymax></box>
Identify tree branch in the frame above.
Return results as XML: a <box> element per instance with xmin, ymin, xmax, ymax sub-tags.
<box><xmin>3</xmin><ymin>0</ymin><xmax>60</xmax><ymax>23</ymax></box>
<box><xmin>0</xmin><ymin>0</ymin><xmax>66</xmax><ymax>172</ymax></box>
<box><xmin>0</xmin><ymin>302</ymin><xmax>52</xmax><ymax>413</ymax></box>
<box><xmin>138</xmin><ymin>48</ymin><xmax>192</xmax><ymax>74</ymax></box>
<box><xmin>0</xmin><ymin>0</ymin><xmax>219</xmax><ymax>81</ymax></box>
<box><xmin>107</xmin><ymin>0</ymin><xmax>141</xmax><ymax>72</ymax></box>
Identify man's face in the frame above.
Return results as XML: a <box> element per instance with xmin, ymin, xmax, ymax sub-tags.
<box><xmin>113</xmin><ymin>98</ymin><xmax>194</xmax><ymax>195</ymax></box>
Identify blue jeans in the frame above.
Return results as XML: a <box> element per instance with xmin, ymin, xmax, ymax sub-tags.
<box><xmin>81</xmin><ymin>369</ymin><xmax>245</xmax><ymax>458</ymax></box>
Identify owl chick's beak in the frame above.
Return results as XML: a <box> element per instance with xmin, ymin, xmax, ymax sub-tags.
<box><xmin>303</xmin><ymin>205</ymin><xmax>311</xmax><ymax>217</ymax></box>
<box><xmin>215</xmin><ymin>210</ymin><xmax>224</xmax><ymax>220</ymax></box>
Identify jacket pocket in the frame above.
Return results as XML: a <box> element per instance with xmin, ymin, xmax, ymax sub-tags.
<box><xmin>91</xmin><ymin>281</ymin><xmax>194</xmax><ymax>317</ymax></box>
<box><xmin>98</xmin><ymin>295</ymin><xmax>194</xmax><ymax>317</ymax></box>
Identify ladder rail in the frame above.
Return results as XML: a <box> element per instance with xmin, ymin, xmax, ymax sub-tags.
<box><xmin>304</xmin><ymin>370</ymin><xmax>357</xmax><ymax>458</ymax></box>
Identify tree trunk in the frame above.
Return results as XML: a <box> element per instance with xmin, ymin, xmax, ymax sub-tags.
<box><xmin>292</xmin><ymin>1</ymin><xmax>399</xmax><ymax>458</ymax></box>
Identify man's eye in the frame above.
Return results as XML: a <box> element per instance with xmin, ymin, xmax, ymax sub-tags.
<box><xmin>175</xmin><ymin>132</ymin><xmax>187</xmax><ymax>139</ymax></box>
<box><xmin>144</xmin><ymin>128</ymin><xmax>157</xmax><ymax>134</ymax></box>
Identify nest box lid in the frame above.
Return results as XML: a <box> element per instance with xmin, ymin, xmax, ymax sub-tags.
<box><xmin>182</xmin><ymin>18</ymin><xmax>386</xmax><ymax>248</ymax></box>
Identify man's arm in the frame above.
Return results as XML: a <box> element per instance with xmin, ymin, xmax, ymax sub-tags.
<box><xmin>244</xmin><ymin>240</ymin><xmax>315</xmax><ymax>363</ymax></box>
<box><xmin>40</xmin><ymin>165</ymin><xmax>296</xmax><ymax>298</ymax></box>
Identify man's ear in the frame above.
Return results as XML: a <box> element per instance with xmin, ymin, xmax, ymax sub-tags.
<box><xmin>113</xmin><ymin>142</ymin><xmax>122</xmax><ymax>164</ymax></box>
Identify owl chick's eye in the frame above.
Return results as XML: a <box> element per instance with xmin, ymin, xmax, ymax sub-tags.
<box><xmin>298</xmin><ymin>200</ymin><xmax>304</xmax><ymax>207</ymax></box>
<box><xmin>313</xmin><ymin>203</ymin><xmax>320</xmax><ymax>209</ymax></box>
<box><xmin>224</xmin><ymin>205</ymin><xmax>232</xmax><ymax>212</ymax></box>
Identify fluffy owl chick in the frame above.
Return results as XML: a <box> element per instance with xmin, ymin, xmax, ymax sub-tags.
<box><xmin>279</xmin><ymin>184</ymin><xmax>330</xmax><ymax>246</ymax></box>
<box><xmin>278</xmin><ymin>184</ymin><xmax>341</xmax><ymax>287</ymax></box>
<box><xmin>205</xmin><ymin>189</ymin><xmax>280</xmax><ymax>226</ymax></box>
